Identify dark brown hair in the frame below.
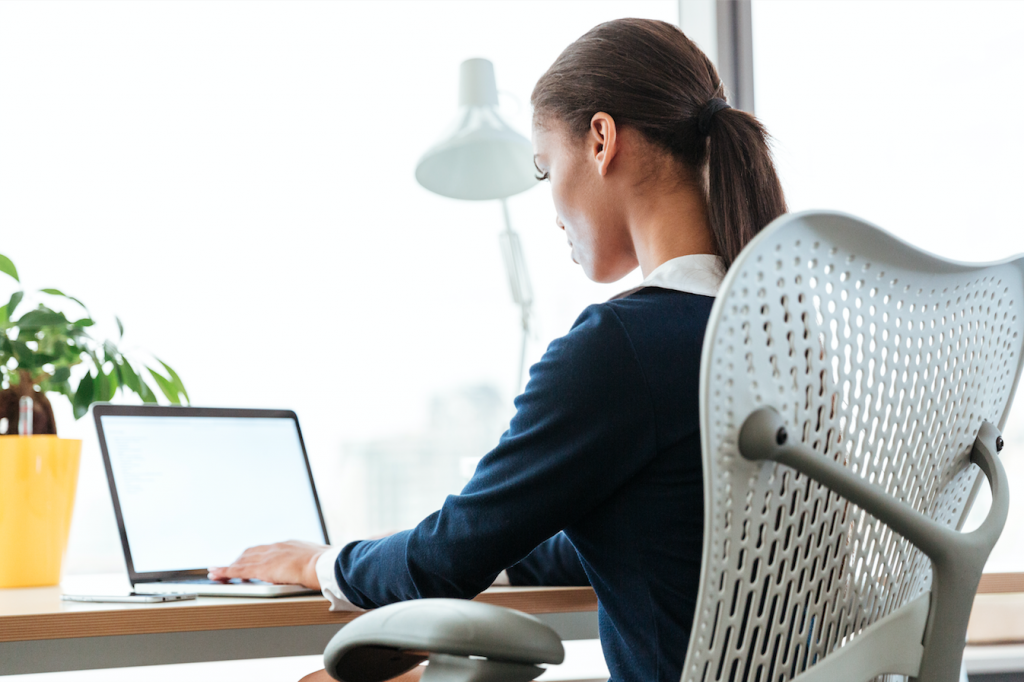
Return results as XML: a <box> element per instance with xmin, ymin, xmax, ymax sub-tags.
<box><xmin>531</xmin><ymin>18</ymin><xmax>787</xmax><ymax>269</ymax></box>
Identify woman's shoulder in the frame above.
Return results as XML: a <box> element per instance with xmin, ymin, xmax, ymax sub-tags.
<box><xmin>574</xmin><ymin>287</ymin><xmax>717</xmax><ymax>335</ymax></box>
<box><xmin>546</xmin><ymin>288</ymin><xmax>714</xmax><ymax>371</ymax></box>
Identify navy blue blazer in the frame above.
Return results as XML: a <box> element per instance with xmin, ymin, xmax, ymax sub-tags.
<box><xmin>335</xmin><ymin>287</ymin><xmax>713</xmax><ymax>682</ymax></box>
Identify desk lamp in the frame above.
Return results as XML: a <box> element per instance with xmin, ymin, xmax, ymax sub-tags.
<box><xmin>415</xmin><ymin>58</ymin><xmax>537</xmax><ymax>389</ymax></box>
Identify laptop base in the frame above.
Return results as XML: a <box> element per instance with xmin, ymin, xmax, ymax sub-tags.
<box><xmin>134</xmin><ymin>580</ymin><xmax>319</xmax><ymax>598</ymax></box>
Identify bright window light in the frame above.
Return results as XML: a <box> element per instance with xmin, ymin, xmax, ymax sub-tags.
<box><xmin>753</xmin><ymin>0</ymin><xmax>1024</xmax><ymax>572</ymax></box>
<box><xmin>0</xmin><ymin>0</ymin><xmax>675</xmax><ymax>572</ymax></box>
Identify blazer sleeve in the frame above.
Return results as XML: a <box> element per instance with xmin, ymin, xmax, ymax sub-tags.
<box><xmin>506</xmin><ymin>532</ymin><xmax>590</xmax><ymax>587</ymax></box>
<box><xmin>334</xmin><ymin>303</ymin><xmax>655</xmax><ymax>608</ymax></box>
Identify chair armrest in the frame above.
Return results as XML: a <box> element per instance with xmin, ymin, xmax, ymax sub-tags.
<box><xmin>323</xmin><ymin>598</ymin><xmax>565</xmax><ymax>682</ymax></box>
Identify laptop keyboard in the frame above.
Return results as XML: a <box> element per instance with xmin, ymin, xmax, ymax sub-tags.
<box><xmin>170</xmin><ymin>578</ymin><xmax>273</xmax><ymax>586</ymax></box>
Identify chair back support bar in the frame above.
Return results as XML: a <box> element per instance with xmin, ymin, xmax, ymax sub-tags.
<box><xmin>688</xmin><ymin>211</ymin><xmax>1024</xmax><ymax>682</ymax></box>
<box><xmin>738</xmin><ymin>409</ymin><xmax>1008</xmax><ymax>682</ymax></box>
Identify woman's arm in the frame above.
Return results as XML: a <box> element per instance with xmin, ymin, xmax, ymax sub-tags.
<box><xmin>212</xmin><ymin>303</ymin><xmax>654</xmax><ymax>601</ymax></box>
<box><xmin>506</xmin><ymin>532</ymin><xmax>589</xmax><ymax>587</ymax></box>
<box><xmin>333</xmin><ymin>303</ymin><xmax>655</xmax><ymax>607</ymax></box>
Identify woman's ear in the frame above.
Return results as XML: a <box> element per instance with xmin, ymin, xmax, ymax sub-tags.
<box><xmin>589</xmin><ymin>112</ymin><xmax>618</xmax><ymax>177</ymax></box>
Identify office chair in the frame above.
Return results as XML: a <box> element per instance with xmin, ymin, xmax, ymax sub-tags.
<box><xmin>322</xmin><ymin>210</ymin><xmax>1022</xmax><ymax>682</ymax></box>
<box><xmin>689</xmin><ymin>210</ymin><xmax>1019</xmax><ymax>682</ymax></box>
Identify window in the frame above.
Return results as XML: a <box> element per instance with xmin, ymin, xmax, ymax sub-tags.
<box><xmin>0</xmin><ymin>0</ymin><xmax>677</xmax><ymax>572</ymax></box>
<box><xmin>752</xmin><ymin>0</ymin><xmax>1024</xmax><ymax>571</ymax></box>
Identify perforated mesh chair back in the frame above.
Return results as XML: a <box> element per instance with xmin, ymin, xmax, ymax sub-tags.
<box><xmin>686</xmin><ymin>211</ymin><xmax>1023</xmax><ymax>682</ymax></box>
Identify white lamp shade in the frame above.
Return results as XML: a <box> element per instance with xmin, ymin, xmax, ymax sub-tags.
<box><xmin>415</xmin><ymin>59</ymin><xmax>537</xmax><ymax>201</ymax></box>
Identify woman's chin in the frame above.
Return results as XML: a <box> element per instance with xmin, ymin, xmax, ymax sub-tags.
<box><xmin>580</xmin><ymin>261</ymin><xmax>608</xmax><ymax>283</ymax></box>
<box><xmin>577</xmin><ymin>254</ymin><xmax>623</xmax><ymax>283</ymax></box>
<box><xmin>585</xmin><ymin>261</ymin><xmax>637</xmax><ymax>284</ymax></box>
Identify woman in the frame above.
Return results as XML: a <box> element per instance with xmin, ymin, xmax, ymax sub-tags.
<box><xmin>211</xmin><ymin>18</ymin><xmax>786</xmax><ymax>682</ymax></box>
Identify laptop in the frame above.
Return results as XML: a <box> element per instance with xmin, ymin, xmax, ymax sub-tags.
<box><xmin>93</xmin><ymin>404</ymin><xmax>330</xmax><ymax>597</ymax></box>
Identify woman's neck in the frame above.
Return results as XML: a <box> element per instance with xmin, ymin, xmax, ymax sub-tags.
<box><xmin>627</xmin><ymin>182</ymin><xmax>715</xmax><ymax>279</ymax></box>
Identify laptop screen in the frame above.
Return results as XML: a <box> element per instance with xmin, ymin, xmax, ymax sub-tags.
<box><xmin>99</xmin><ymin>413</ymin><xmax>328</xmax><ymax>574</ymax></box>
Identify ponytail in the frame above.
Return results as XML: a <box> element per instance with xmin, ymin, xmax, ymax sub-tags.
<box><xmin>532</xmin><ymin>18</ymin><xmax>787</xmax><ymax>268</ymax></box>
<box><xmin>705</xmin><ymin>106</ymin><xmax>787</xmax><ymax>269</ymax></box>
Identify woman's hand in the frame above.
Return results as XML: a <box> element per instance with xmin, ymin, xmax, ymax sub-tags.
<box><xmin>208</xmin><ymin>540</ymin><xmax>327</xmax><ymax>588</ymax></box>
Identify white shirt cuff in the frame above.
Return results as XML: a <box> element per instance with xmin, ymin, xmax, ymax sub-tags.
<box><xmin>316</xmin><ymin>546</ymin><xmax>365</xmax><ymax>612</ymax></box>
<box><xmin>314</xmin><ymin>545</ymin><xmax>513</xmax><ymax>611</ymax></box>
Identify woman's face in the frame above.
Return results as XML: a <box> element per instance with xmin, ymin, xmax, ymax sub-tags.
<box><xmin>531</xmin><ymin>116</ymin><xmax>637</xmax><ymax>283</ymax></box>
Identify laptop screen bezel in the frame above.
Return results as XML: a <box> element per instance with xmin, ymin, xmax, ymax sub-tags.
<box><xmin>92</xmin><ymin>403</ymin><xmax>331</xmax><ymax>584</ymax></box>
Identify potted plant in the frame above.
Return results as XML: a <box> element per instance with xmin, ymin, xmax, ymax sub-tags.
<box><xmin>0</xmin><ymin>253</ymin><xmax>187</xmax><ymax>587</ymax></box>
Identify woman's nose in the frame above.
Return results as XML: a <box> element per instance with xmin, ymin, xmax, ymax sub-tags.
<box><xmin>555</xmin><ymin>217</ymin><xmax>565</xmax><ymax>231</ymax></box>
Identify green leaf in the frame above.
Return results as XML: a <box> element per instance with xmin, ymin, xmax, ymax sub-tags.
<box><xmin>0</xmin><ymin>304</ymin><xmax>7</xmax><ymax>328</ymax></box>
<box><xmin>39</xmin><ymin>366</ymin><xmax>73</xmax><ymax>397</ymax></box>
<box><xmin>103</xmin><ymin>340</ymin><xmax>119</xmax><ymax>364</ymax></box>
<box><xmin>86</xmin><ymin>349</ymin><xmax>105</xmax><ymax>375</ymax></box>
<box><xmin>73</xmin><ymin>318</ymin><xmax>95</xmax><ymax>327</ymax></box>
<box><xmin>10</xmin><ymin>339</ymin><xmax>32</xmax><ymax>362</ymax></box>
<box><xmin>105</xmin><ymin>369</ymin><xmax>119</xmax><ymax>400</ymax></box>
<box><xmin>96</xmin><ymin>372</ymin><xmax>110</xmax><ymax>404</ymax></box>
<box><xmin>93</xmin><ymin>369</ymin><xmax>117</xmax><ymax>402</ymax></box>
<box><xmin>138</xmin><ymin>378</ymin><xmax>158</xmax><ymax>404</ymax></box>
<box><xmin>147</xmin><ymin>365</ymin><xmax>181</xmax><ymax>405</ymax></box>
<box><xmin>16</xmin><ymin>309</ymin><xmax>68</xmax><ymax>329</ymax></box>
<box><xmin>119</xmin><ymin>358</ymin><xmax>142</xmax><ymax>393</ymax></box>
<box><xmin>0</xmin><ymin>255</ymin><xmax>18</xmax><ymax>282</ymax></box>
<box><xmin>39</xmin><ymin>288</ymin><xmax>88</xmax><ymax>311</ymax></box>
<box><xmin>116</xmin><ymin>316</ymin><xmax>124</xmax><ymax>339</ymax></box>
<box><xmin>7</xmin><ymin>291</ymin><xmax>23</xmax><ymax>318</ymax></box>
<box><xmin>155</xmin><ymin>357</ymin><xmax>189</xmax><ymax>403</ymax></box>
<box><xmin>73</xmin><ymin>372</ymin><xmax>95</xmax><ymax>419</ymax></box>
<box><xmin>29</xmin><ymin>353</ymin><xmax>57</xmax><ymax>366</ymax></box>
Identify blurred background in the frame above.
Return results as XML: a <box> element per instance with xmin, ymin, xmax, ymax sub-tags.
<box><xmin>1</xmin><ymin>0</ymin><xmax>1022</xmax><ymax>679</ymax></box>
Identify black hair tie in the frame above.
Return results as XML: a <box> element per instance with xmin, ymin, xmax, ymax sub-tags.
<box><xmin>697</xmin><ymin>98</ymin><xmax>731</xmax><ymax>136</ymax></box>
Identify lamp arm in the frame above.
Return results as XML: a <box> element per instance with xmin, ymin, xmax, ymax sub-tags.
<box><xmin>499</xmin><ymin>199</ymin><xmax>533</xmax><ymax>314</ymax></box>
<box><xmin>498</xmin><ymin>199</ymin><xmax>533</xmax><ymax>391</ymax></box>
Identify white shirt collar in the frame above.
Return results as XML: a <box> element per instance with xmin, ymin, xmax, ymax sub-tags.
<box><xmin>614</xmin><ymin>254</ymin><xmax>727</xmax><ymax>299</ymax></box>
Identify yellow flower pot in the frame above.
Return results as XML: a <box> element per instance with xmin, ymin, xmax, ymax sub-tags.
<box><xmin>0</xmin><ymin>436</ymin><xmax>81</xmax><ymax>588</ymax></box>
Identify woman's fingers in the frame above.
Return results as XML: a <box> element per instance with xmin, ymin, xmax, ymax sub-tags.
<box><xmin>207</xmin><ymin>540</ymin><xmax>327</xmax><ymax>588</ymax></box>
<box><xmin>208</xmin><ymin>545</ymin><xmax>270</xmax><ymax>580</ymax></box>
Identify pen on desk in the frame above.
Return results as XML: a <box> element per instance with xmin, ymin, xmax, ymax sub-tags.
<box><xmin>18</xmin><ymin>396</ymin><xmax>32</xmax><ymax>436</ymax></box>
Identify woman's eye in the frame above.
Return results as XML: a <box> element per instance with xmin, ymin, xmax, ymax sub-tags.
<box><xmin>535</xmin><ymin>171</ymin><xmax>550</xmax><ymax>182</ymax></box>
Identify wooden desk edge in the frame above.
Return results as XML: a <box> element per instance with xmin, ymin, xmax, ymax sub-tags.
<box><xmin>0</xmin><ymin>587</ymin><xmax>598</xmax><ymax>643</ymax></box>
<box><xmin>977</xmin><ymin>573</ymin><xmax>1024</xmax><ymax>594</ymax></box>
